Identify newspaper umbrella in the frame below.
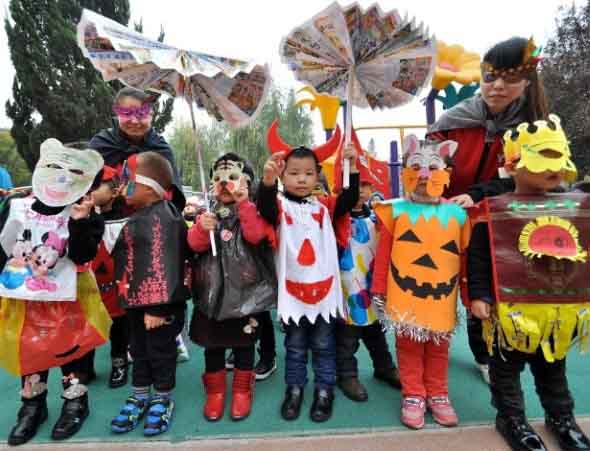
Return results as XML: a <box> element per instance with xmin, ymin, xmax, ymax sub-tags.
<box><xmin>280</xmin><ymin>2</ymin><xmax>436</xmax><ymax>187</ymax></box>
<box><xmin>77</xmin><ymin>9</ymin><xmax>271</xmax><ymax>254</ymax></box>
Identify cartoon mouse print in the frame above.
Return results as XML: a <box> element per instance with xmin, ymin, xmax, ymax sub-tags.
<box><xmin>25</xmin><ymin>231</ymin><xmax>67</xmax><ymax>292</ymax></box>
<box><xmin>0</xmin><ymin>229</ymin><xmax>33</xmax><ymax>289</ymax></box>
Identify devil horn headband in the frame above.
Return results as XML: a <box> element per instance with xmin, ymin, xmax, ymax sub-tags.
<box><xmin>267</xmin><ymin>120</ymin><xmax>341</xmax><ymax>163</ymax></box>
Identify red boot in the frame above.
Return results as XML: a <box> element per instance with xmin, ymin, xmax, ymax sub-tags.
<box><xmin>202</xmin><ymin>370</ymin><xmax>226</xmax><ymax>421</ymax></box>
<box><xmin>231</xmin><ymin>369</ymin><xmax>255</xmax><ymax>421</ymax></box>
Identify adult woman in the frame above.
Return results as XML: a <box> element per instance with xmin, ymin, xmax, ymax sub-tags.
<box><xmin>428</xmin><ymin>37</ymin><xmax>549</xmax><ymax>381</ymax></box>
<box><xmin>89</xmin><ymin>87</ymin><xmax>185</xmax><ymax>209</ymax></box>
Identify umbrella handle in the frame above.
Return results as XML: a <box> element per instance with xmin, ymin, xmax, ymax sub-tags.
<box><xmin>343</xmin><ymin>71</ymin><xmax>354</xmax><ymax>189</ymax></box>
<box><xmin>186</xmin><ymin>95</ymin><xmax>217</xmax><ymax>257</ymax></box>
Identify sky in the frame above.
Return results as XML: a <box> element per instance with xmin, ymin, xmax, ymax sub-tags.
<box><xmin>0</xmin><ymin>0</ymin><xmax>569</xmax><ymax>160</ymax></box>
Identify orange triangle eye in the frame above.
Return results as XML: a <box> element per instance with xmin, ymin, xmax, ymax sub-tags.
<box><xmin>297</xmin><ymin>238</ymin><xmax>316</xmax><ymax>266</ymax></box>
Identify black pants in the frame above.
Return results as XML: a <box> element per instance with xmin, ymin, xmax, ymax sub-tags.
<box><xmin>467</xmin><ymin>313</ymin><xmax>489</xmax><ymax>365</ymax></box>
<box><xmin>336</xmin><ymin>322</ymin><xmax>395</xmax><ymax>378</ymax></box>
<box><xmin>21</xmin><ymin>352</ymin><xmax>96</xmax><ymax>401</ymax></box>
<box><xmin>205</xmin><ymin>346</ymin><xmax>255</xmax><ymax>372</ymax></box>
<box><xmin>258</xmin><ymin>310</ymin><xmax>276</xmax><ymax>362</ymax></box>
<box><xmin>489</xmin><ymin>344</ymin><xmax>574</xmax><ymax>417</ymax></box>
<box><xmin>110</xmin><ymin>315</ymin><xmax>129</xmax><ymax>360</ymax></box>
<box><xmin>127</xmin><ymin>308</ymin><xmax>184</xmax><ymax>392</ymax></box>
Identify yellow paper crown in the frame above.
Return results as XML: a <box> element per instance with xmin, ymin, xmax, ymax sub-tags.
<box><xmin>503</xmin><ymin>114</ymin><xmax>577</xmax><ymax>182</ymax></box>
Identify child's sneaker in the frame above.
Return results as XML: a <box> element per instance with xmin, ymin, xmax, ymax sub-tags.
<box><xmin>254</xmin><ymin>357</ymin><xmax>276</xmax><ymax>380</ymax></box>
<box><xmin>176</xmin><ymin>335</ymin><xmax>190</xmax><ymax>363</ymax></box>
<box><xmin>427</xmin><ymin>396</ymin><xmax>459</xmax><ymax>427</ymax></box>
<box><xmin>111</xmin><ymin>396</ymin><xmax>148</xmax><ymax>433</ymax></box>
<box><xmin>143</xmin><ymin>397</ymin><xmax>174</xmax><ymax>436</ymax></box>
<box><xmin>401</xmin><ymin>396</ymin><xmax>426</xmax><ymax>430</ymax></box>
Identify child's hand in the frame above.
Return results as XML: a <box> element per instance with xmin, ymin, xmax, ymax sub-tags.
<box><xmin>471</xmin><ymin>300</ymin><xmax>491</xmax><ymax>320</ymax></box>
<box><xmin>450</xmin><ymin>194</ymin><xmax>474</xmax><ymax>208</ymax></box>
<box><xmin>233</xmin><ymin>178</ymin><xmax>249</xmax><ymax>203</ymax></box>
<box><xmin>144</xmin><ymin>313</ymin><xmax>166</xmax><ymax>330</ymax></box>
<box><xmin>70</xmin><ymin>195</ymin><xmax>94</xmax><ymax>220</ymax></box>
<box><xmin>342</xmin><ymin>143</ymin><xmax>359</xmax><ymax>174</ymax></box>
<box><xmin>199</xmin><ymin>212</ymin><xmax>218</xmax><ymax>231</ymax></box>
<box><xmin>263</xmin><ymin>152</ymin><xmax>286</xmax><ymax>187</ymax></box>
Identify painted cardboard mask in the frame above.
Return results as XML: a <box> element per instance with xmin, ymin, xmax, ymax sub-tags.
<box><xmin>401</xmin><ymin>135</ymin><xmax>458</xmax><ymax>198</ymax></box>
<box><xmin>212</xmin><ymin>160</ymin><xmax>250</xmax><ymax>196</ymax></box>
<box><xmin>32</xmin><ymin>139</ymin><xmax>104</xmax><ymax>207</ymax></box>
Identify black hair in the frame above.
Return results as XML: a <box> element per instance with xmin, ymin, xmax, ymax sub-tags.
<box><xmin>211</xmin><ymin>152</ymin><xmax>255</xmax><ymax>187</ymax></box>
<box><xmin>284</xmin><ymin>147</ymin><xmax>321</xmax><ymax>173</ymax></box>
<box><xmin>137</xmin><ymin>151</ymin><xmax>174</xmax><ymax>190</ymax></box>
<box><xmin>483</xmin><ymin>37</ymin><xmax>548</xmax><ymax>122</ymax></box>
<box><xmin>113</xmin><ymin>87</ymin><xmax>155</xmax><ymax>107</ymax></box>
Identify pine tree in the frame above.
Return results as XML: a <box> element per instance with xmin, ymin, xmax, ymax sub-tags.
<box><xmin>542</xmin><ymin>1</ymin><xmax>590</xmax><ymax>174</ymax></box>
<box><xmin>5</xmin><ymin>0</ymin><xmax>173</xmax><ymax>171</ymax></box>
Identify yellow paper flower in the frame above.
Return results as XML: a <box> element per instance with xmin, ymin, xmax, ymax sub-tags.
<box><xmin>518</xmin><ymin>216</ymin><xmax>587</xmax><ymax>262</ymax></box>
<box><xmin>432</xmin><ymin>41</ymin><xmax>481</xmax><ymax>90</ymax></box>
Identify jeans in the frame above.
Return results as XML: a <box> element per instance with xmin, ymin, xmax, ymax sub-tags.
<box><xmin>283</xmin><ymin>316</ymin><xmax>336</xmax><ymax>390</ymax></box>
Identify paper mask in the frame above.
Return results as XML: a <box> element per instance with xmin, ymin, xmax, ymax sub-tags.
<box><xmin>212</xmin><ymin>160</ymin><xmax>250</xmax><ymax>196</ymax></box>
<box><xmin>401</xmin><ymin>135</ymin><xmax>458</xmax><ymax>197</ymax></box>
<box><xmin>503</xmin><ymin>114</ymin><xmax>577</xmax><ymax>182</ymax></box>
<box><xmin>32</xmin><ymin>139</ymin><xmax>104</xmax><ymax>207</ymax></box>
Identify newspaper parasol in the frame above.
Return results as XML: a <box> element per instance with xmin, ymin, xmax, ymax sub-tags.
<box><xmin>280</xmin><ymin>2</ymin><xmax>436</xmax><ymax>187</ymax></box>
<box><xmin>77</xmin><ymin>9</ymin><xmax>271</xmax><ymax>254</ymax></box>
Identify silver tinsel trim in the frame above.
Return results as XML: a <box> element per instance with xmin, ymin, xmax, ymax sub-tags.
<box><xmin>62</xmin><ymin>379</ymin><xmax>88</xmax><ymax>400</ymax></box>
<box><xmin>20</xmin><ymin>374</ymin><xmax>48</xmax><ymax>399</ymax></box>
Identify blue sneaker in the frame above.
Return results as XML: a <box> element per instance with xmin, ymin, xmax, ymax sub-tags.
<box><xmin>111</xmin><ymin>396</ymin><xmax>148</xmax><ymax>433</ymax></box>
<box><xmin>143</xmin><ymin>397</ymin><xmax>174</xmax><ymax>436</ymax></box>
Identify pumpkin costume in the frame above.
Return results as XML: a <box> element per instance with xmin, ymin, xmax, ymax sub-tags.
<box><xmin>467</xmin><ymin>116</ymin><xmax>589</xmax><ymax>429</ymax></box>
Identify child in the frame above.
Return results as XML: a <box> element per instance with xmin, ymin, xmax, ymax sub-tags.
<box><xmin>109</xmin><ymin>151</ymin><xmax>188</xmax><ymax>436</ymax></box>
<box><xmin>336</xmin><ymin>170</ymin><xmax>401</xmax><ymax>402</ymax></box>
<box><xmin>257</xmin><ymin>122</ymin><xmax>358</xmax><ymax>422</ymax></box>
<box><xmin>371</xmin><ymin>135</ymin><xmax>469</xmax><ymax>430</ymax></box>
<box><xmin>189</xmin><ymin>152</ymin><xmax>276</xmax><ymax>421</ymax></box>
<box><xmin>468</xmin><ymin>115</ymin><xmax>590</xmax><ymax>451</ymax></box>
<box><xmin>0</xmin><ymin>139</ymin><xmax>109</xmax><ymax>445</ymax></box>
<box><xmin>91</xmin><ymin>166</ymin><xmax>129</xmax><ymax>388</ymax></box>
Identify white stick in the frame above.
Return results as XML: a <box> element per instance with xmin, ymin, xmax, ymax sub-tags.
<box><xmin>187</xmin><ymin>95</ymin><xmax>217</xmax><ymax>257</ymax></box>
<box><xmin>343</xmin><ymin>70</ymin><xmax>354</xmax><ymax>189</ymax></box>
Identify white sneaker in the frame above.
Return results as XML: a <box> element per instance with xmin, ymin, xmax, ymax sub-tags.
<box><xmin>478</xmin><ymin>363</ymin><xmax>490</xmax><ymax>385</ymax></box>
<box><xmin>176</xmin><ymin>334</ymin><xmax>190</xmax><ymax>363</ymax></box>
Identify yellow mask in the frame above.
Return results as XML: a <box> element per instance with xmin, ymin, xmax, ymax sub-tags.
<box><xmin>503</xmin><ymin>114</ymin><xmax>577</xmax><ymax>182</ymax></box>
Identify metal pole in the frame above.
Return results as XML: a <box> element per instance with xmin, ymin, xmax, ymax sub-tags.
<box><xmin>390</xmin><ymin>140</ymin><xmax>401</xmax><ymax>198</ymax></box>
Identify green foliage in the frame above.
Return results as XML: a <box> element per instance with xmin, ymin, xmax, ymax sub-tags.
<box><xmin>0</xmin><ymin>130</ymin><xmax>31</xmax><ymax>187</ymax></box>
<box><xmin>168</xmin><ymin>87</ymin><xmax>315</xmax><ymax>190</ymax></box>
<box><xmin>5</xmin><ymin>0</ymin><xmax>173</xmax><ymax>171</ymax></box>
<box><xmin>542</xmin><ymin>1</ymin><xmax>590</xmax><ymax>175</ymax></box>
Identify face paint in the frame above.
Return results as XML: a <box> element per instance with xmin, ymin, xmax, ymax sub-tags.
<box><xmin>401</xmin><ymin>135</ymin><xmax>458</xmax><ymax>198</ymax></box>
<box><xmin>32</xmin><ymin>139</ymin><xmax>104</xmax><ymax>207</ymax></box>
<box><xmin>503</xmin><ymin>114</ymin><xmax>577</xmax><ymax>182</ymax></box>
<box><xmin>113</xmin><ymin>103</ymin><xmax>152</xmax><ymax>122</ymax></box>
<box><xmin>212</xmin><ymin>160</ymin><xmax>250</xmax><ymax>196</ymax></box>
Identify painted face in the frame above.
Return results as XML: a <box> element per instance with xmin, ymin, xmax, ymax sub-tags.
<box><xmin>401</xmin><ymin>135</ymin><xmax>458</xmax><ymax>198</ymax></box>
<box><xmin>32</xmin><ymin>139</ymin><xmax>104</xmax><ymax>207</ymax></box>
<box><xmin>212</xmin><ymin>160</ymin><xmax>249</xmax><ymax>197</ymax></box>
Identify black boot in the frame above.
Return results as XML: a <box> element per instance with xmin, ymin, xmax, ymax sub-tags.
<box><xmin>8</xmin><ymin>398</ymin><xmax>48</xmax><ymax>446</ymax></box>
<box><xmin>374</xmin><ymin>366</ymin><xmax>402</xmax><ymax>390</ymax></box>
<box><xmin>496</xmin><ymin>415</ymin><xmax>547</xmax><ymax>451</ymax></box>
<box><xmin>337</xmin><ymin>376</ymin><xmax>368</xmax><ymax>402</ymax></box>
<box><xmin>51</xmin><ymin>394</ymin><xmax>89</xmax><ymax>440</ymax></box>
<box><xmin>281</xmin><ymin>386</ymin><xmax>303</xmax><ymax>421</ymax></box>
<box><xmin>310</xmin><ymin>388</ymin><xmax>334</xmax><ymax>423</ymax></box>
<box><xmin>546</xmin><ymin>413</ymin><xmax>590</xmax><ymax>451</ymax></box>
<box><xmin>108</xmin><ymin>358</ymin><xmax>128</xmax><ymax>389</ymax></box>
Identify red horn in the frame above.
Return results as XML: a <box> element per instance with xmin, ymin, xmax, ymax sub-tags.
<box><xmin>313</xmin><ymin>125</ymin><xmax>341</xmax><ymax>162</ymax></box>
<box><xmin>267</xmin><ymin>120</ymin><xmax>292</xmax><ymax>155</ymax></box>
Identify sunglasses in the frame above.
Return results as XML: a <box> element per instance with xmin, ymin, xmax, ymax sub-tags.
<box><xmin>481</xmin><ymin>71</ymin><xmax>526</xmax><ymax>85</ymax></box>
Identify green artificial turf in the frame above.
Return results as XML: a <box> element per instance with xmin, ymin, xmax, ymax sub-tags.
<box><xmin>0</xmin><ymin>312</ymin><xmax>587</xmax><ymax>445</ymax></box>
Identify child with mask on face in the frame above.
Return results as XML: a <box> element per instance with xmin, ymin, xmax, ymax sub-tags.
<box><xmin>0</xmin><ymin>139</ymin><xmax>109</xmax><ymax>446</ymax></box>
<box><xmin>189</xmin><ymin>153</ymin><xmax>276</xmax><ymax>422</ymax></box>
<box><xmin>257</xmin><ymin>122</ymin><xmax>358</xmax><ymax>423</ymax></box>
<box><xmin>109</xmin><ymin>151</ymin><xmax>189</xmax><ymax>437</ymax></box>
<box><xmin>371</xmin><ymin>135</ymin><xmax>470</xmax><ymax>431</ymax></box>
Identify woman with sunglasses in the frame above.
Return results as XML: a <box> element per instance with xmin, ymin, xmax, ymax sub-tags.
<box><xmin>89</xmin><ymin>87</ymin><xmax>185</xmax><ymax>210</ymax></box>
<box><xmin>428</xmin><ymin>37</ymin><xmax>549</xmax><ymax>386</ymax></box>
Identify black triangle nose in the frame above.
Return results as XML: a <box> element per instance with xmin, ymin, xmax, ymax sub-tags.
<box><xmin>412</xmin><ymin>254</ymin><xmax>438</xmax><ymax>270</ymax></box>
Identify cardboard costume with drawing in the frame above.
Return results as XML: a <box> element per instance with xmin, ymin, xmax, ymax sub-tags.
<box><xmin>0</xmin><ymin>139</ymin><xmax>110</xmax><ymax>376</ymax></box>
